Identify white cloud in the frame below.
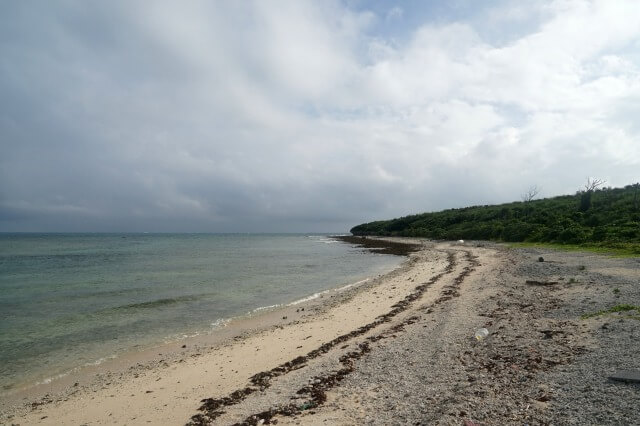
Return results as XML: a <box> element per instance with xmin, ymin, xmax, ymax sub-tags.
<box><xmin>1</xmin><ymin>0</ymin><xmax>640</xmax><ymax>231</ymax></box>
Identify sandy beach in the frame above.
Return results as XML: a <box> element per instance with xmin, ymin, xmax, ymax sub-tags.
<box><xmin>2</xmin><ymin>239</ymin><xmax>639</xmax><ymax>425</ymax></box>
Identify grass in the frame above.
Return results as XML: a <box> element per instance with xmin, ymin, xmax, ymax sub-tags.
<box><xmin>509</xmin><ymin>241</ymin><xmax>640</xmax><ymax>257</ymax></box>
<box><xmin>581</xmin><ymin>304</ymin><xmax>640</xmax><ymax>319</ymax></box>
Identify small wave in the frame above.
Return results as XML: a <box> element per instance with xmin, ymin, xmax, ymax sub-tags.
<box><xmin>162</xmin><ymin>318</ymin><xmax>228</xmax><ymax>343</ymax></box>
<box><xmin>249</xmin><ymin>304</ymin><xmax>281</xmax><ymax>314</ymax></box>
<box><xmin>287</xmin><ymin>291</ymin><xmax>326</xmax><ymax>305</ymax></box>
<box><xmin>35</xmin><ymin>354</ymin><xmax>118</xmax><ymax>386</ymax></box>
<box><xmin>163</xmin><ymin>331</ymin><xmax>201</xmax><ymax>344</ymax></box>
<box><xmin>287</xmin><ymin>278</ymin><xmax>370</xmax><ymax>306</ymax></box>
<box><xmin>36</xmin><ymin>372</ymin><xmax>69</xmax><ymax>385</ymax></box>
<box><xmin>335</xmin><ymin>278</ymin><xmax>369</xmax><ymax>292</ymax></box>
<box><xmin>210</xmin><ymin>318</ymin><xmax>230</xmax><ymax>329</ymax></box>
<box><xmin>306</xmin><ymin>235</ymin><xmax>340</xmax><ymax>244</ymax></box>
<box><xmin>313</xmin><ymin>238</ymin><xmax>340</xmax><ymax>244</ymax></box>
<box><xmin>83</xmin><ymin>354</ymin><xmax>117</xmax><ymax>367</ymax></box>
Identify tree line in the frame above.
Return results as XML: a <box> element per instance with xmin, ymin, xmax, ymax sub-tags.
<box><xmin>350</xmin><ymin>182</ymin><xmax>640</xmax><ymax>253</ymax></box>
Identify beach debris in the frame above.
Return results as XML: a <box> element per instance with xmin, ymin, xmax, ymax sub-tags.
<box><xmin>525</xmin><ymin>280</ymin><xmax>558</xmax><ymax>286</ymax></box>
<box><xmin>609</xmin><ymin>370</ymin><xmax>640</xmax><ymax>384</ymax></box>
<box><xmin>332</xmin><ymin>235</ymin><xmax>422</xmax><ymax>256</ymax></box>
<box><xmin>458</xmin><ymin>239</ymin><xmax>465</xmax><ymax>244</ymax></box>
<box><xmin>538</xmin><ymin>256</ymin><xmax>544</xmax><ymax>262</ymax></box>
<box><xmin>475</xmin><ymin>328</ymin><xmax>489</xmax><ymax>341</ymax></box>
<box><xmin>299</xmin><ymin>401</ymin><xmax>316</xmax><ymax>410</ymax></box>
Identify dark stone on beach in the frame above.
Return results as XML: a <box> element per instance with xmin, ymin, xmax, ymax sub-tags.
<box><xmin>609</xmin><ymin>370</ymin><xmax>640</xmax><ymax>383</ymax></box>
<box><xmin>182</xmin><ymin>344</ymin><xmax>187</xmax><ymax>348</ymax></box>
<box><xmin>282</xmin><ymin>316</ymin><xmax>287</xmax><ymax>320</ymax></box>
<box><xmin>538</xmin><ymin>256</ymin><xmax>544</xmax><ymax>262</ymax></box>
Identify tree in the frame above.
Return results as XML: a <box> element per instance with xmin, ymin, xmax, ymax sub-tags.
<box><xmin>579</xmin><ymin>178</ymin><xmax>606</xmax><ymax>212</ymax></box>
<box><xmin>521</xmin><ymin>185</ymin><xmax>540</xmax><ymax>217</ymax></box>
<box><xmin>584</xmin><ymin>178</ymin><xmax>606</xmax><ymax>192</ymax></box>
<box><xmin>521</xmin><ymin>185</ymin><xmax>540</xmax><ymax>203</ymax></box>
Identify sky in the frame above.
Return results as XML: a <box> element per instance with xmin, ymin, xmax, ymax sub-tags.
<box><xmin>1</xmin><ymin>0</ymin><xmax>640</xmax><ymax>233</ymax></box>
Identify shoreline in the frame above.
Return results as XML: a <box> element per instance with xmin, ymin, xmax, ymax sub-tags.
<box><xmin>0</xmin><ymin>237</ymin><xmax>416</xmax><ymax>422</ymax></box>
<box><xmin>4</xmin><ymin>239</ymin><xmax>639</xmax><ymax>424</ymax></box>
<box><xmin>0</xmin><ymin>274</ymin><xmax>376</xmax><ymax>401</ymax></box>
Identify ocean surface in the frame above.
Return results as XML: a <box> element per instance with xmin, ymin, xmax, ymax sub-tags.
<box><xmin>0</xmin><ymin>233</ymin><xmax>401</xmax><ymax>393</ymax></box>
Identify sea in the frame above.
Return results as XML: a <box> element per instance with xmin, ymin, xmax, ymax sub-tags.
<box><xmin>0</xmin><ymin>233</ymin><xmax>402</xmax><ymax>394</ymax></box>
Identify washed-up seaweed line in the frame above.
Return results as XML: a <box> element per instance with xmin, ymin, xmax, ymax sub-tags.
<box><xmin>188</xmin><ymin>250</ymin><xmax>470</xmax><ymax>425</ymax></box>
<box><xmin>230</xmin><ymin>250</ymin><xmax>480</xmax><ymax>426</ymax></box>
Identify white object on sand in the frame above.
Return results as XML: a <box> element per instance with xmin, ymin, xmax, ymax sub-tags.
<box><xmin>458</xmin><ymin>239</ymin><xmax>465</xmax><ymax>244</ymax></box>
<box><xmin>475</xmin><ymin>328</ymin><xmax>489</xmax><ymax>341</ymax></box>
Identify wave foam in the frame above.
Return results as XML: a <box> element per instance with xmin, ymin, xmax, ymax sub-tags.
<box><xmin>287</xmin><ymin>278</ymin><xmax>370</xmax><ymax>306</ymax></box>
<box><xmin>307</xmin><ymin>235</ymin><xmax>339</xmax><ymax>244</ymax></box>
<box><xmin>35</xmin><ymin>354</ymin><xmax>118</xmax><ymax>385</ymax></box>
<box><xmin>210</xmin><ymin>318</ymin><xmax>231</xmax><ymax>329</ymax></box>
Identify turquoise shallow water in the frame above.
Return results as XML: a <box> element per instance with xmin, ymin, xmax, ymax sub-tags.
<box><xmin>0</xmin><ymin>233</ymin><xmax>401</xmax><ymax>391</ymax></box>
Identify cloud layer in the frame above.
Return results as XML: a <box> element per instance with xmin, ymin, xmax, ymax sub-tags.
<box><xmin>1</xmin><ymin>0</ymin><xmax>639</xmax><ymax>232</ymax></box>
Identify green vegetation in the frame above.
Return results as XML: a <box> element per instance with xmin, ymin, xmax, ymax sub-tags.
<box><xmin>350</xmin><ymin>183</ymin><xmax>640</xmax><ymax>255</ymax></box>
<box><xmin>581</xmin><ymin>304</ymin><xmax>640</xmax><ymax>319</ymax></box>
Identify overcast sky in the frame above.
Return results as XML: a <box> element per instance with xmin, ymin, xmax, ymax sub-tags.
<box><xmin>1</xmin><ymin>1</ymin><xmax>640</xmax><ymax>232</ymax></box>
